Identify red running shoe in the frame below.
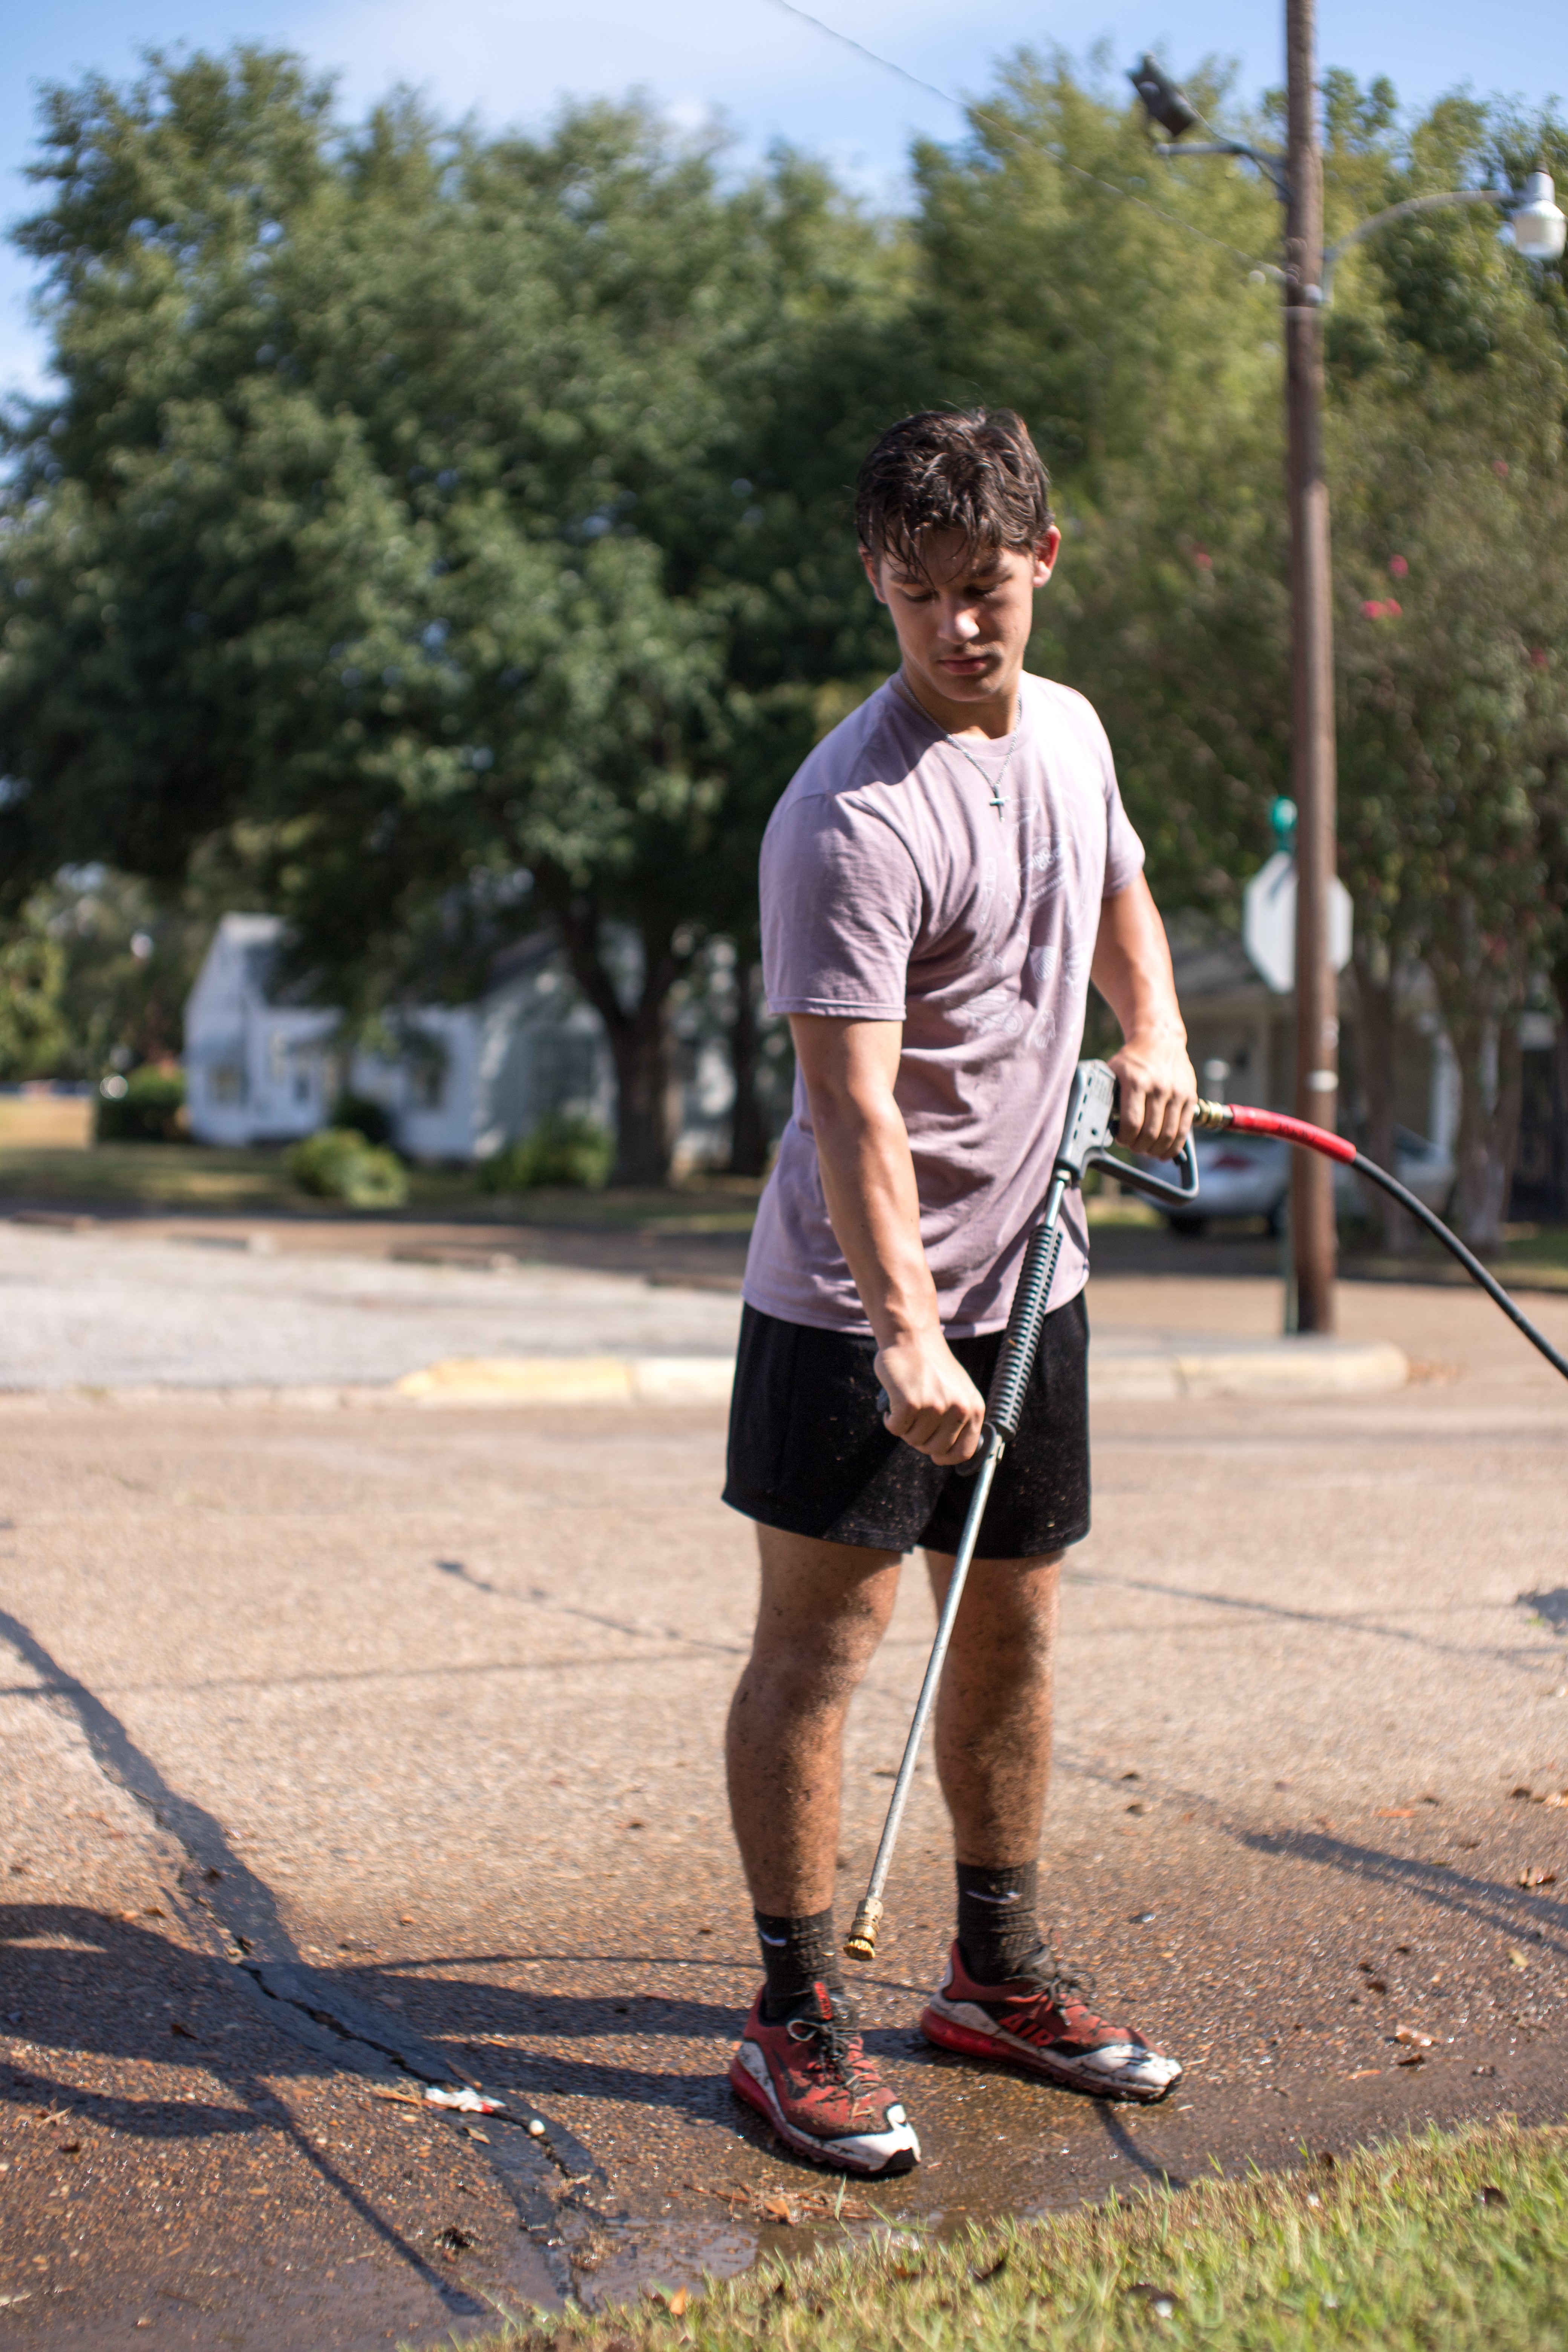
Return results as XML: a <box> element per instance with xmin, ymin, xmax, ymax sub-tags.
<box><xmin>921</xmin><ymin>1944</ymin><xmax>1182</xmax><ymax>2102</ymax></box>
<box><xmin>729</xmin><ymin>1983</ymin><xmax>920</xmax><ymax>2174</ymax></box>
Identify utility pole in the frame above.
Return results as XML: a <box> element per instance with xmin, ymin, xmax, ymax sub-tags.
<box><xmin>1132</xmin><ymin>44</ymin><xmax>1562</xmax><ymax>1331</ymax></box>
<box><xmin>1283</xmin><ymin>0</ymin><xmax>1338</xmax><ymax>1331</ymax></box>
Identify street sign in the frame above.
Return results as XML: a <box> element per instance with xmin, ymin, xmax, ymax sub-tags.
<box><xmin>1242</xmin><ymin>852</ymin><xmax>1352</xmax><ymax>995</ymax></box>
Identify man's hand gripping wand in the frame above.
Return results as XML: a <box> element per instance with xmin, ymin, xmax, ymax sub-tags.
<box><xmin>844</xmin><ymin>1059</ymin><xmax>1199</xmax><ymax>1962</ymax></box>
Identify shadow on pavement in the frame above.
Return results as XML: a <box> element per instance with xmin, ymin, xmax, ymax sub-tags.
<box><xmin>1234</xmin><ymin>1826</ymin><xmax>1568</xmax><ymax>1959</ymax></box>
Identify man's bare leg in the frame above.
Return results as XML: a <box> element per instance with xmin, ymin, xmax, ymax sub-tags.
<box><xmin>916</xmin><ymin>1545</ymin><xmax>1183</xmax><ymax>2096</ymax></box>
<box><xmin>925</xmin><ymin>1549</ymin><xmax>1061</xmax><ymax>1865</ymax></box>
<box><xmin>726</xmin><ymin>1525</ymin><xmax>902</xmax><ymax>1914</ymax></box>
<box><xmin>724</xmin><ymin>1526</ymin><xmax>924</xmax><ymax>2174</ymax></box>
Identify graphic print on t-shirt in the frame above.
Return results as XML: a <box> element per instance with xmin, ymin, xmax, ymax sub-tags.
<box><xmin>744</xmin><ymin>672</ymin><xmax>1145</xmax><ymax>1337</ymax></box>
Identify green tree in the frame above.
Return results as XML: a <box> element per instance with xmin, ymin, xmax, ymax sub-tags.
<box><xmin>0</xmin><ymin>918</ymin><xmax>67</xmax><ymax>1080</ymax></box>
<box><xmin>0</xmin><ymin>52</ymin><xmax>905</xmax><ymax>1182</ymax></box>
<box><xmin>1325</xmin><ymin>82</ymin><xmax>1568</xmax><ymax>1242</ymax></box>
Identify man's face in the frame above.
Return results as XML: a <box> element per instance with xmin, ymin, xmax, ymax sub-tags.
<box><xmin>860</xmin><ymin>527</ymin><xmax>1060</xmax><ymax>717</ymax></box>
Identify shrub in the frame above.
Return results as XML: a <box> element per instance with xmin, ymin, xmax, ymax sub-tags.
<box><xmin>330</xmin><ymin>1091</ymin><xmax>396</xmax><ymax>1148</ymax></box>
<box><xmin>96</xmin><ymin>1066</ymin><xmax>186</xmax><ymax>1144</ymax></box>
<box><xmin>285</xmin><ymin>1126</ymin><xmax>409</xmax><ymax>1208</ymax></box>
<box><xmin>478</xmin><ymin>1113</ymin><xmax>612</xmax><ymax>1192</ymax></box>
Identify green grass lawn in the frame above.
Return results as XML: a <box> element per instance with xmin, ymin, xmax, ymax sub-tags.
<box><xmin>485</xmin><ymin>2122</ymin><xmax>1568</xmax><ymax>2352</ymax></box>
<box><xmin>0</xmin><ymin>1141</ymin><xmax>765</xmax><ymax>1229</ymax></box>
<box><xmin>1349</xmin><ymin>1221</ymin><xmax>1568</xmax><ymax>1293</ymax></box>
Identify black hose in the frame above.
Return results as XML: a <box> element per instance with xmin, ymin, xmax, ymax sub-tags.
<box><xmin>1351</xmin><ymin>1152</ymin><xmax>1568</xmax><ymax>1385</ymax></box>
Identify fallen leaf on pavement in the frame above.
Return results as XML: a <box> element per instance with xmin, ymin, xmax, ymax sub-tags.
<box><xmin>1348</xmin><ymin>2068</ymin><xmax>1382</xmax><ymax>2080</ymax></box>
<box><xmin>1396</xmin><ymin>2052</ymin><xmax>1425</xmax><ymax>2067</ymax></box>
<box><xmin>1518</xmin><ymin>1868</ymin><xmax>1557</xmax><ymax>1888</ymax></box>
<box><xmin>1395</xmin><ymin>2027</ymin><xmax>1435</xmax><ymax>2047</ymax></box>
<box><xmin>169</xmin><ymin>2021</ymin><xmax>197</xmax><ymax>2039</ymax></box>
<box><xmin>1508</xmin><ymin>1949</ymin><xmax>1529</xmax><ymax>1969</ymax></box>
<box><xmin>761</xmin><ymin>2196</ymin><xmax>793</xmax><ymax>2224</ymax></box>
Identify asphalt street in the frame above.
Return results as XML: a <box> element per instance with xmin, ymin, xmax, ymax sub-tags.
<box><xmin>2</xmin><ymin>1265</ymin><xmax>1568</xmax><ymax>2346</ymax></box>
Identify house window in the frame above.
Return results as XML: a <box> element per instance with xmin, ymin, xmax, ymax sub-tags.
<box><xmin>408</xmin><ymin>1063</ymin><xmax>445</xmax><ymax>1112</ymax></box>
<box><xmin>208</xmin><ymin>1063</ymin><xmax>245</xmax><ymax>1105</ymax></box>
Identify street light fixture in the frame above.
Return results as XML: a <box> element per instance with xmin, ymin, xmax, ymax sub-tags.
<box><xmin>1129</xmin><ymin>36</ymin><xmax>1564</xmax><ymax>1335</ymax></box>
<box><xmin>1511</xmin><ymin>170</ymin><xmax>1567</xmax><ymax>262</ymax></box>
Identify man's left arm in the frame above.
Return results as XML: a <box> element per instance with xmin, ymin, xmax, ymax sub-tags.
<box><xmin>1089</xmin><ymin>873</ymin><xmax>1196</xmax><ymax>1158</ymax></box>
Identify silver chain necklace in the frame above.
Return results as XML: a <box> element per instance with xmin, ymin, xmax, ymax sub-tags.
<box><xmin>897</xmin><ymin>676</ymin><xmax>1021</xmax><ymax>816</ymax></box>
<box><xmin>941</xmin><ymin>725</ymin><xmax>1018</xmax><ymax>817</ymax></box>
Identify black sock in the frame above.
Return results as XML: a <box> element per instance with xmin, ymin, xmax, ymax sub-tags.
<box><xmin>956</xmin><ymin>1860</ymin><xmax>1042</xmax><ymax>1984</ymax></box>
<box><xmin>754</xmin><ymin>1908</ymin><xmax>845</xmax><ymax>2020</ymax></box>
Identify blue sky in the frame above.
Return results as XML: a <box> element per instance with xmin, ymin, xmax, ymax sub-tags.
<box><xmin>3</xmin><ymin>0</ymin><xmax>1563</xmax><ymax>399</ymax></box>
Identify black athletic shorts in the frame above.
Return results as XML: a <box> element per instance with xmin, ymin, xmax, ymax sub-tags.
<box><xmin>722</xmin><ymin>1292</ymin><xmax>1090</xmax><ymax>1556</ymax></box>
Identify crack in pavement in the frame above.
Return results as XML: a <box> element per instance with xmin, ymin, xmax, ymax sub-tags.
<box><xmin>0</xmin><ymin>1607</ymin><xmax>627</xmax><ymax>2313</ymax></box>
<box><xmin>1068</xmin><ymin>1567</ymin><xmax>1556</xmax><ymax>1669</ymax></box>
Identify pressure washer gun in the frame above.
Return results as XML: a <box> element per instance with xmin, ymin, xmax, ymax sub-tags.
<box><xmin>845</xmin><ymin>1057</ymin><xmax>1200</xmax><ymax>1961</ymax></box>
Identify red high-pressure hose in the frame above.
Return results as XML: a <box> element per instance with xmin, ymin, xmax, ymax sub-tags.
<box><xmin>1193</xmin><ymin>1098</ymin><xmax>1568</xmax><ymax>1386</ymax></box>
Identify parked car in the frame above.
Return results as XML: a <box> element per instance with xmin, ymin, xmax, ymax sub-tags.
<box><xmin>1128</xmin><ymin>1122</ymin><xmax>1455</xmax><ymax>1236</ymax></box>
<box><xmin>1162</xmin><ymin>1130</ymin><xmax>1290</xmax><ymax>1235</ymax></box>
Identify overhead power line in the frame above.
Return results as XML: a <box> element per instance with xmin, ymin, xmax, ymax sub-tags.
<box><xmin>763</xmin><ymin>0</ymin><xmax>1271</xmax><ymax>271</ymax></box>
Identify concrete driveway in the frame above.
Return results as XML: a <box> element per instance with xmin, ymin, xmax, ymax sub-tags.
<box><xmin>2</xmin><ymin>1266</ymin><xmax>1567</xmax><ymax>2346</ymax></box>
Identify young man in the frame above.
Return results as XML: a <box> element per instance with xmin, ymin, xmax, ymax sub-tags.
<box><xmin>721</xmin><ymin>409</ymin><xmax>1196</xmax><ymax>2174</ymax></box>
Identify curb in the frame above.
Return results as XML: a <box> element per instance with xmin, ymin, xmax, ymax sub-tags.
<box><xmin>0</xmin><ymin>1340</ymin><xmax>1407</xmax><ymax>1412</ymax></box>
<box><xmin>1089</xmin><ymin>1337</ymin><xmax>1408</xmax><ymax>1401</ymax></box>
<box><xmin>395</xmin><ymin>1355</ymin><xmax>734</xmax><ymax>1405</ymax></box>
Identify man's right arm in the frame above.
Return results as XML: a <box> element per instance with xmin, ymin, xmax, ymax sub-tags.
<box><xmin>789</xmin><ymin>1013</ymin><xmax>984</xmax><ymax>1467</ymax></box>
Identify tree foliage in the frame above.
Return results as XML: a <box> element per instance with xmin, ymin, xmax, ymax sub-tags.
<box><xmin>2</xmin><ymin>46</ymin><xmax>1565</xmax><ymax>1217</ymax></box>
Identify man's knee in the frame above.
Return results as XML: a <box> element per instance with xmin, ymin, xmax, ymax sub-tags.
<box><xmin>932</xmin><ymin>1549</ymin><xmax>1062</xmax><ymax>1668</ymax></box>
<box><xmin>745</xmin><ymin>1529</ymin><xmax>900</xmax><ymax>1706</ymax></box>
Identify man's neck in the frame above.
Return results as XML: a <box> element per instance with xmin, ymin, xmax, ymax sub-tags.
<box><xmin>896</xmin><ymin>664</ymin><xmax>1023</xmax><ymax>742</ymax></box>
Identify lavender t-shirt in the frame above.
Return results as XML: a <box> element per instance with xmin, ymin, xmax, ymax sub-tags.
<box><xmin>743</xmin><ymin>672</ymin><xmax>1145</xmax><ymax>1338</ymax></box>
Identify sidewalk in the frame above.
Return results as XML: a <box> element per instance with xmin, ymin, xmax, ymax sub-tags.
<box><xmin>0</xmin><ymin>1214</ymin><xmax>1404</xmax><ymax>1403</ymax></box>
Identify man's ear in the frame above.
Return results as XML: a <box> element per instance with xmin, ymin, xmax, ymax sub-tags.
<box><xmin>1032</xmin><ymin>527</ymin><xmax>1063</xmax><ymax>589</ymax></box>
<box><xmin>859</xmin><ymin>544</ymin><xmax>888</xmax><ymax>605</ymax></box>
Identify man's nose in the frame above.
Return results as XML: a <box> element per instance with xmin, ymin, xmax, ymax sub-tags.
<box><xmin>939</xmin><ymin>601</ymin><xmax>981</xmax><ymax>641</ymax></box>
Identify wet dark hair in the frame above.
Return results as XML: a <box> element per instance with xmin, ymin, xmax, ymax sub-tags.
<box><xmin>855</xmin><ymin>408</ymin><xmax>1054</xmax><ymax>574</ymax></box>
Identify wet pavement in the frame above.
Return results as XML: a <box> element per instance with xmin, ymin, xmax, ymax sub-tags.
<box><xmin>2</xmin><ymin>1270</ymin><xmax>1568</xmax><ymax>2344</ymax></box>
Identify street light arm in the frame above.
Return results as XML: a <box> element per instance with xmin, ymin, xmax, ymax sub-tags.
<box><xmin>1155</xmin><ymin>138</ymin><xmax>1290</xmax><ymax>203</ymax></box>
<box><xmin>1320</xmin><ymin>188</ymin><xmax>1508</xmax><ymax>300</ymax></box>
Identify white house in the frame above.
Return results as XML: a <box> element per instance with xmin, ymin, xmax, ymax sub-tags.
<box><xmin>183</xmin><ymin>915</ymin><xmax>612</xmax><ymax>1159</ymax></box>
